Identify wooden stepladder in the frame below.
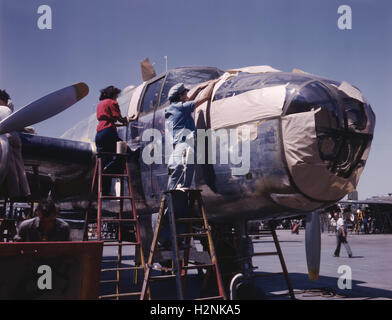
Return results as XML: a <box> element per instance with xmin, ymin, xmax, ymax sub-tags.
<box><xmin>84</xmin><ymin>152</ymin><xmax>149</xmax><ymax>300</ymax></box>
<box><xmin>140</xmin><ymin>189</ymin><xmax>227</xmax><ymax>300</ymax></box>
<box><xmin>251</xmin><ymin>222</ymin><xmax>295</xmax><ymax>300</ymax></box>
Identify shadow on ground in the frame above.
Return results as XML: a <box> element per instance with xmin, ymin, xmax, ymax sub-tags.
<box><xmin>255</xmin><ymin>272</ymin><xmax>392</xmax><ymax>300</ymax></box>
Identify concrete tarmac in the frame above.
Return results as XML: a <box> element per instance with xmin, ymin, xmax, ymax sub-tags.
<box><xmin>100</xmin><ymin>230</ymin><xmax>392</xmax><ymax>300</ymax></box>
<box><xmin>253</xmin><ymin>229</ymin><xmax>392</xmax><ymax>300</ymax></box>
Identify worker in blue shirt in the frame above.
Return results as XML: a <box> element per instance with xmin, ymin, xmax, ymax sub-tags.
<box><xmin>159</xmin><ymin>80</ymin><xmax>216</xmax><ymax>249</ymax></box>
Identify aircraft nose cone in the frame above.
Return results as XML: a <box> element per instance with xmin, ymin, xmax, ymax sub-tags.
<box><xmin>282</xmin><ymin>80</ymin><xmax>375</xmax><ymax>202</ymax></box>
<box><xmin>282</xmin><ymin>108</ymin><xmax>373</xmax><ymax>202</ymax></box>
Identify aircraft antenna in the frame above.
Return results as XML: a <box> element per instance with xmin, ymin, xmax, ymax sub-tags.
<box><xmin>164</xmin><ymin>56</ymin><xmax>168</xmax><ymax>72</ymax></box>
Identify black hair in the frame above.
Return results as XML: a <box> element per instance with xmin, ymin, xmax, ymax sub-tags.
<box><xmin>169</xmin><ymin>93</ymin><xmax>181</xmax><ymax>103</ymax></box>
<box><xmin>99</xmin><ymin>85</ymin><xmax>121</xmax><ymax>101</ymax></box>
<box><xmin>169</xmin><ymin>88</ymin><xmax>189</xmax><ymax>103</ymax></box>
<box><xmin>0</xmin><ymin>89</ymin><xmax>10</xmax><ymax>103</ymax></box>
<box><xmin>36</xmin><ymin>199</ymin><xmax>58</xmax><ymax>218</ymax></box>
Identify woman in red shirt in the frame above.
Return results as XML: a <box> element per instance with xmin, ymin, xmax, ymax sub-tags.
<box><xmin>95</xmin><ymin>86</ymin><xmax>128</xmax><ymax>193</ymax></box>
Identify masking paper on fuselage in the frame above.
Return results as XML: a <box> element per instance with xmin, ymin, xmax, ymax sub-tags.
<box><xmin>281</xmin><ymin>110</ymin><xmax>362</xmax><ymax>202</ymax></box>
<box><xmin>208</xmin><ymin>85</ymin><xmax>287</xmax><ymax>130</ymax></box>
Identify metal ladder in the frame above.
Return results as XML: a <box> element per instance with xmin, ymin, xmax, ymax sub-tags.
<box><xmin>140</xmin><ymin>189</ymin><xmax>227</xmax><ymax>300</ymax></box>
<box><xmin>251</xmin><ymin>221</ymin><xmax>295</xmax><ymax>300</ymax></box>
<box><xmin>84</xmin><ymin>152</ymin><xmax>148</xmax><ymax>300</ymax></box>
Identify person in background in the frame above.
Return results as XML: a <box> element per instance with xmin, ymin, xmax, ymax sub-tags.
<box><xmin>333</xmin><ymin>212</ymin><xmax>352</xmax><ymax>258</ymax></box>
<box><xmin>0</xmin><ymin>89</ymin><xmax>31</xmax><ymax>200</ymax></box>
<box><xmin>14</xmin><ymin>198</ymin><xmax>70</xmax><ymax>242</ymax></box>
<box><xmin>95</xmin><ymin>85</ymin><xmax>128</xmax><ymax>194</ymax></box>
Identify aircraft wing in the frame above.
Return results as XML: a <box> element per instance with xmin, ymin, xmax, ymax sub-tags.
<box><xmin>339</xmin><ymin>198</ymin><xmax>392</xmax><ymax>206</ymax></box>
<box><xmin>20</xmin><ymin>132</ymin><xmax>95</xmax><ymax>179</ymax></box>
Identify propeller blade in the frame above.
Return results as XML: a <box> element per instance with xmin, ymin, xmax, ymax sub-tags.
<box><xmin>305</xmin><ymin>211</ymin><xmax>321</xmax><ymax>281</ymax></box>
<box><xmin>0</xmin><ymin>82</ymin><xmax>89</xmax><ymax>135</ymax></box>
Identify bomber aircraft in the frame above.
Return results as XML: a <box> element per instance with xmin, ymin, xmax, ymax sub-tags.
<box><xmin>0</xmin><ymin>61</ymin><xmax>375</xmax><ymax>297</ymax></box>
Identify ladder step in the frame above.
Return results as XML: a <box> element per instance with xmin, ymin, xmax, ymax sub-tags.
<box><xmin>101</xmin><ymin>266</ymin><xmax>144</xmax><ymax>272</ymax></box>
<box><xmin>100</xmin><ymin>279</ymin><xmax>119</xmax><ymax>284</ymax></box>
<box><xmin>101</xmin><ymin>173</ymin><xmax>128</xmax><ymax>177</ymax></box>
<box><xmin>99</xmin><ymin>292</ymin><xmax>142</xmax><ymax>299</ymax></box>
<box><xmin>182</xmin><ymin>264</ymin><xmax>214</xmax><ymax>270</ymax></box>
<box><xmin>176</xmin><ymin>218</ymin><xmax>204</xmax><ymax>223</ymax></box>
<box><xmin>176</xmin><ymin>232</ymin><xmax>208</xmax><ymax>238</ymax></box>
<box><xmin>102</xmin><ymin>259</ymin><xmax>120</xmax><ymax>264</ymax></box>
<box><xmin>195</xmin><ymin>296</ymin><xmax>224</xmax><ymax>301</ymax></box>
<box><xmin>101</xmin><ymin>218</ymin><xmax>137</xmax><ymax>222</ymax></box>
<box><xmin>100</xmin><ymin>196</ymin><xmax>133</xmax><ymax>200</ymax></box>
<box><xmin>253</xmin><ymin>252</ymin><xmax>279</xmax><ymax>256</ymax></box>
<box><xmin>103</xmin><ymin>242</ymin><xmax>139</xmax><ymax>247</ymax></box>
<box><xmin>149</xmin><ymin>274</ymin><xmax>177</xmax><ymax>281</ymax></box>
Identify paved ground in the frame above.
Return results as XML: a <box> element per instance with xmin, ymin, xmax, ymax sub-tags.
<box><xmin>253</xmin><ymin>230</ymin><xmax>392</xmax><ymax>300</ymax></box>
<box><xmin>100</xmin><ymin>230</ymin><xmax>392</xmax><ymax>300</ymax></box>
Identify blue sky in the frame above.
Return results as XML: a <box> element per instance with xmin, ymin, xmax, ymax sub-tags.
<box><xmin>1</xmin><ymin>0</ymin><xmax>391</xmax><ymax>199</ymax></box>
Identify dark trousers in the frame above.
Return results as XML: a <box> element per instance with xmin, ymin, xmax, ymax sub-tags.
<box><xmin>95</xmin><ymin>127</ymin><xmax>124</xmax><ymax>194</ymax></box>
<box><xmin>334</xmin><ymin>231</ymin><xmax>352</xmax><ymax>257</ymax></box>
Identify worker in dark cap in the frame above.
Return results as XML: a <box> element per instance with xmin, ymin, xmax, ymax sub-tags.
<box><xmin>159</xmin><ymin>80</ymin><xmax>217</xmax><ymax>249</ymax></box>
<box><xmin>165</xmin><ymin>81</ymin><xmax>216</xmax><ymax>189</ymax></box>
<box><xmin>95</xmin><ymin>85</ymin><xmax>128</xmax><ymax>194</ymax></box>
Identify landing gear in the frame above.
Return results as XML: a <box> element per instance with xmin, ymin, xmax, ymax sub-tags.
<box><xmin>210</xmin><ymin>220</ymin><xmax>265</xmax><ymax>299</ymax></box>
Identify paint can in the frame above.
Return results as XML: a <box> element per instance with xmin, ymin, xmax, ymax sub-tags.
<box><xmin>116</xmin><ymin>141</ymin><xmax>128</xmax><ymax>154</ymax></box>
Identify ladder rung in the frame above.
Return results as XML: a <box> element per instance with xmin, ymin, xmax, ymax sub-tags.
<box><xmin>101</xmin><ymin>266</ymin><xmax>144</xmax><ymax>272</ymax></box>
<box><xmin>254</xmin><ymin>272</ymin><xmax>284</xmax><ymax>278</ymax></box>
<box><xmin>182</xmin><ymin>264</ymin><xmax>214</xmax><ymax>270</ymax></box>
<box><xmin>103</xmin><ymin>242</ymin><xmax>139</xmax><ymax>247</ymax></box>
<box><xmin>102</xmin><ymin>259</ymin><xmax>120</xmax><ymax>263</ymax></box>
<box><xmin>101</xmin><ymin>218</ymin><xmax>137</xmax><ymax>222</ymax></box>
<box><xmin>101</xmin><ymin>173</ymin><xmax>128</xmax><ymax>177</ymax></box>
<box><xmin>176</xmin><ymin>218</ymin><xmax>204</xmax><ymax>223</ymax></box>
<box><xmin>195</xmin><ymin>296</ymin><xmax>224</xmax><ymax>301</ymax></box>
<box><xmin>176</xmin><ymin>232</ymin><xmax>208</xmax><ymax>238</ymax></box>
<box><xmin>253</xmin><ymin>252</ymin><xmax>279</xmax><ymax>256</ymax></box>
<box><xmin>100</xmin><ymin>279</ymin><xmax>119</xmax><ymax>284</ymax></box>
<box><xmin>149</xmin><ymin>274</ymin><xmax>176</xmax><ymax>281</ymax></box>
<box><xmin>99</xmin><ymin>292</ymin><xmax>142</xmax><ymax>299</ymax></box>
<box><xmin>100</xmin><ymin>196</ymin><xmax>133</xmax><ymax>200</ymax></box>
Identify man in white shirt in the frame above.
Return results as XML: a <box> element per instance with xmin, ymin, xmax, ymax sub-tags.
<box><xmin>333</xmin><ymin>212</ymin><xmax>353</xmax><ymax>258</ymax></box>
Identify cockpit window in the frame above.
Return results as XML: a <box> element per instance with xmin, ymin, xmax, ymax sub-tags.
<box><xmin>214</xmin><ymin>73</ymin><xmax>270</xmax><ymax>100</ymax></box>
<box><xmin>343</xmin><ymin>98</ymin><xmax>367</xmax><ymax>131</ymax></box>
<box><xmin>117</xmin><ymin>87</ymin><xmax>135</xmax><ymax>116</ymax></box>
<box><xmin>214</xmin><ymin>72</ymin><xmax>314</xmax><ymax>101</ymax></box>
<box><xmin>160</xmin><ymin>68</ymin><xmax>223</xmax><ymax>105</ymax></box>
<box><xmin>141</xmin><ymin>78</ymin><xmax>164</xmax><ymax>113</ymax></box>
<box><xmin>285</xmin><ymin>81</ymin><xmax>341</xmax><ymax>129</ymax></box>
